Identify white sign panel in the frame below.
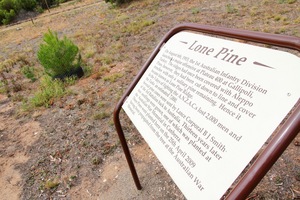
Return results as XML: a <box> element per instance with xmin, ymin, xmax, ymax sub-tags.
<box><xmin>122</xmin><ymin>31</ymin><xmax>300</xmax><ymax>200</ymax></box>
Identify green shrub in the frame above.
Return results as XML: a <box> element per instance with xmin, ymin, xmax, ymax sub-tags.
<box><xmin>37</xmin><ymin>29</ymin><xmax>81</xmax><ymax>78</ymax></box>
<box><xmin>104</xmin><ymin>0</ymin><xmax>132</xmax><ymax>6</ymax></box>
<box><xmin>17</xmin><ymin>0</ymin><xmax>37</xmax><ymax>11</ymax></box>
<box><xmin>37</xmin><ymin>0</ymin><xmax>59</xmax><ymax>9</ymax></box>
<box><xmin>0</xmin><ymin>0</ymin><xmax>19</xmax><ymax>25</ymax></box>
<box><xmin>0</xmin><ymin>0</ymin><xmax>18</xmax><ymax>11</ymax></box>
<box><xmin>0</xmin><ymin>0</ymin><xmax>73</xmax><ymax>25</ymax></box>
<box><xmin>0</xmin><ymin>8</ymin><xmax>15</xmax><ymax>24</ymax></box>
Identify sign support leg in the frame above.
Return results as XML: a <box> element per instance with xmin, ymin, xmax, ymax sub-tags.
<box><xmin>113</xmin><ymin>106</ymin><xmax>142</xmax><ymax>190</ymax></box>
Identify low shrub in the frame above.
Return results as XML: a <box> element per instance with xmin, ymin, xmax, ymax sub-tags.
<box><xmin>17</xmin><ymin>0</ymin><xmax>37</xmax><ymax>11</ymax></box>
<box><xmin>0</xmin><ymin>0</ymin><xmax>19</xmax><ymax>25</ymax></box>
<box><xmin>38</xmin><ymin>0</ymin><xmax>59</xmax><ymax>9</ymax></box>
<box><xmin>37</xmin><ymin>29</ymin><xmax>82</xmax><ymax>78</ymax></box>
<box><xmin>29</xmin><ymin>75</ymin><xmax>65</xmax><ymax>107</ymax></box>
<box><xmin>0</xmin><ymin>0</ymin><xmax>72</xmax><ymax>25</ymax></box>
<box><xmin>104</xmin><ymin>0</ymin><xmax>132</xmax><ymax>6</ymax></box>
<box><xmin>0</xmin><ymin>8</ymin><xmax>15</xmax><ymax>24</ymax></box>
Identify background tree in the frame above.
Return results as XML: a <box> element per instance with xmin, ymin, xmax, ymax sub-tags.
<box><xmin>0</xmin><ymin>0</ymin><xmax>69</xmax><ymax>25</ymax></box>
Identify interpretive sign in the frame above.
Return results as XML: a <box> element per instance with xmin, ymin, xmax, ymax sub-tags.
<box><xmin>120</xmin><ymin>30</ymin><xmax>300</xmax><ymax>200</ymax></box>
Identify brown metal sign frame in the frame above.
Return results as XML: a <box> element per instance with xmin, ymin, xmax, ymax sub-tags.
<box><xmin>113</xmin><ymin>23</ymin><xmax>300</xmax><ymax>199</ymax></box>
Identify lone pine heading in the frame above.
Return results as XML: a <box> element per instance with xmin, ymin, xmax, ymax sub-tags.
<box><xmin>188</xmin><ymin>40</ymin><xmax>247</xmax><ymax>66</ymax></box>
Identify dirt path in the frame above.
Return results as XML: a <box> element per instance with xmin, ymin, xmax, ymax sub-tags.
<box><xmin>0</xmin><ymin>95</ymin><xmax>41</xmax><ymax>200</ymax></box>
<box><xmin>67</xmin><ymin>143</ymin><xmax>185</xmax><ymax>200</ymax></box>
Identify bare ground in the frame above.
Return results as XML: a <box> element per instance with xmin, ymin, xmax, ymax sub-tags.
<box><xmin>0</xmin><ymin>0</ymin><xmax>300</xmax><ymax>199</ymax></box>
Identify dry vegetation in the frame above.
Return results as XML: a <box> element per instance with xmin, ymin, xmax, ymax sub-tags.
<box><xmin>0</xmin><ymin>0</ymin><xmax>299</xmax><ymax>199</ymax></box>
